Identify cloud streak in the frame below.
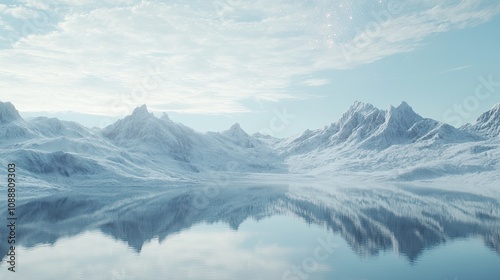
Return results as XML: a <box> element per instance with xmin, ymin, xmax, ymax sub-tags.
<box><xmin>437</xmin><ymin>65</ymin><xmax>472</xmax><ymax>75</ymax></box>
<box><xmin>0</xmin><ymin>0</ymin><xmax>499</xmax><ymax>116</ymax></box>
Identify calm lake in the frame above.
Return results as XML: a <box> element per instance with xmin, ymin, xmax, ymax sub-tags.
<box><xmin>1</xmin><ymin>182</ymin><xmax>499</xmax><ymax>279</ymax></box>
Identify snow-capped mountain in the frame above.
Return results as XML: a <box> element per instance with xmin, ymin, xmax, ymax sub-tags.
<box><xmin>1</xmin><ymin>100</ymin><xmax>499</xmax><ymax>186</ymax></box>
<box><xmin>462</xmin><ymin>103</ymin><xmax>500</xmax><ymax>138</ymax></box>
<box><xmin>0</xmin><ymin>101</ymin><xmax>21</xmax><ymax>124</ymax></box>
<box><xmin>362</xmin><ymin>101</ymin><xmax>478</xmax><ymax>148</ymax></box>
<box><xmin>101</xmin><ymin>104</ymin><xmax>284</xmax><ymax>173</ymax></box>
<box><xmin>102</xmin><ymin>105</ymin><xmax>198</xmax><ymax>160</ymax></box>
<box><xmin>0</xmin><ymin>101</ymin><xmax>96</xmax><ymax>142</ymax></box>
<box><xmin>220</xmin><ymin>123</ymin><xmax>258</xmax><ymax>148</ymax></box>
<box><xmin>0</xmin><ymin>101</ymin><xmax>36</xmax><ymax>140</ymax></box>
<box><xmin>276</xmin><ymin>101</ymin><xmax>498</xmax><ymax>181</ymax></box>
<box><xmin>277</xmin><ymin>101</ymin><xmax>478</xmax><ymax>155</ymax></box>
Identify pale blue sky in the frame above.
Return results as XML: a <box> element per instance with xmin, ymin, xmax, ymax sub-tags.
<box><xmin>1</xmin><ymin>0</ymin><xmax>499</xmax><ymax>137</ymax></box>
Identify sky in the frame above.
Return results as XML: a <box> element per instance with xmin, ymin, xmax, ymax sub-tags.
<box><xmin>0</xmin><ymin>0</ymin><xmax>499</xmax><ymax>137</ymax></box>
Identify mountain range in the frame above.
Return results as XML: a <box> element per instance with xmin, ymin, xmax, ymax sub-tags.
<box><xmin>0</xmin><ymin>100</ymin><xmax>499</xmax><ymax>187</ymax></box>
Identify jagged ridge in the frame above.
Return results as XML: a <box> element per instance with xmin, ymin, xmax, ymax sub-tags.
<box><xmin>1</xmin><ymin>100</ymin><xmax>499</xmax><ymax>184</ymax></box>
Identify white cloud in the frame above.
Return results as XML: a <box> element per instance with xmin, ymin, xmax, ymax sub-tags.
<box><xmin>302</xmin><ymin>78</ymin><xmax>330</xmax><ymax>87</ymax></box>
<box><xmin>0</xmin><ymin>227</ymin><xmax>294</xmax><ymax>279</ymax></box>
<box><xmin>0</xmin><ymin>0</ymin><xmax>499</xmax><ymax>116</ymax></box>
<box><xmin>4</xmin><ymin>6</ymin><xmax>38</xmax><ymax>19</ymax></box>
<box><xmin>332</xmin><ymin>0</ymin><xmax>500</xmax><ymax>68</ymax></box>
<box><xmin>437</xmin><ymin>65</ymin><xmax>472</xmax><ymax>75</ymax></box>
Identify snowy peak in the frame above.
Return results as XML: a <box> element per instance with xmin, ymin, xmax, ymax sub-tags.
<box><xmin>393</xmin><ymin>101</ymin><xmax>412</xmax><ymax>110</ymax></box>
<box><xmin>104</xmin><ymin>105</ymin><xmax>170</xmax><ymax>138</ymax></box>
<box><xmin>334</xmin><ymin>102</ymin><xmax>385</xmax><ymax>143</ymax></box>
<box><xmin>0</xmin><ymin>101</ymin><xmax>34</xmax><ymax>140</ymax></box>
<box><xmin>349</xmin><ymin>101</ymin><xmax>375</xmax><ymax>112</ymax></box>
<box><xmin>102</xmin><ymin>105</ymin><xmax>160</xmax><ymax>141</ymax></box>
<box><xmin>222</xmin><ymin>123</ymin><xmax>256</xmax><ymax>148</ymax></box>
<box><xmin>467</xmin><ymin>103</ymin><xmax>500</xmax><ymax>137</ymax></box>
<box><xmin>362</xmin><ymin>102</ymin><xmax>472</xmax><ymax>148</ymax></box>
<box><xmin>225</xmin><ymin>123</ymin><xmax>245</xmax><ymax>134</ymax></box>
<box><xmin>280</xmin><ymin>101</ymin><xmax>477</xmax><ymax>153</ymax></box>
<box><xmin>160</xmin><ymin>112</ymin><xmax>172</xmax><ymax>123</ymax></box>
<box><xmin>339</xmin><ymin>101</ymin><xmax>379</xmax><ymax>122</ymax></box>
<box><xmin>378</xmin><ymin>102</ymin><xmax>424</xmax><ymax>136</ymax></box>
<box><xmin>130</xmin><ymin>104</ymin><xmax>154</xmax><ymax>120</ymax></box>
<box><xmin>333</xmin><ymin>101</ymin><xmax>425</xmax><ymax>147</ymax></box>
<box><xmin>0</xmin><ymin>101</ymin><xmax>22</xmax><ymax>124</ymax></box>
<box><xmin>392</xmin><ymin>101</ymin><xmax>417</xmax><ymax>114</ymax></box>
<box><xmin>277</xmin><ymin>102</ymin><xmax>386</xmax><ymax>154</ymax></box>
<box><xmin>385</xmin><ymin>101</ymin><xmax>423</xmax><ymax>127</ymax></box>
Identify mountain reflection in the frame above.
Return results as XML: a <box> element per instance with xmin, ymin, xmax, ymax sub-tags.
<box><xmin>1</xmin><ymin>183</ymin><xmax>499</xmax><ymax>263</ymax></box>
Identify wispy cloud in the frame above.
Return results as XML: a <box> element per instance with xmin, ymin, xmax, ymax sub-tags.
<box><xmin>302</xmin><ymin>78</ymin><xmax>330</xmax><ymax>87</ymax></box>
<box><xmin>330</xmin><ymin>0</ymin><xmax>500</xmax><ymax>68</ymax></box>
<box><xmin>0</xmin><ymin>0</ymin><xmax>499</xmax><ymax>116</ymax></box>
<box><xmin>437</xmin><ymin>65</ymin><xmax>472</xmax><ymax>75</ymax></box>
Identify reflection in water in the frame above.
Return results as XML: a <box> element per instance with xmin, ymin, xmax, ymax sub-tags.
<box><xmin>0</xmin><ymin>182</ymin><xmax>499</xmax><ymax>278</ymax></box>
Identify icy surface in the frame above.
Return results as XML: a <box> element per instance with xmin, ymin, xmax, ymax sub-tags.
<box><xmin>1</xmin><ymin>182</ymin><xmax>499</xmax><ymax>262</ymax></box>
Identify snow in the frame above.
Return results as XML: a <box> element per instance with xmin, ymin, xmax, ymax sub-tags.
<box><xmin>0</xmin><ymin>100</ymin><xmax>499</xmax><ymax>188</ymax></box>
<box><xmin>0</xmin><ymin>101</ymin><xmax>22</xmax><ymax>124</ymax></box>
<box><xmin>220</xmin><ymin>123</ymin><xmax>259</xmax><ymax>148</ymax></box>
<box><xmin>463</xmin><ymin>103</ymin><xmax>500</xmax><ymax>138</ymax></box>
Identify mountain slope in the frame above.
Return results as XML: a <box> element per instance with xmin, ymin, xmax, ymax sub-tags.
<box><xmin>220</xmin><ymin>123</ymin><xmax>258</xmax><ymax>148</ymax></box>
<box><xmin>279</xmin><ymin>102</ymin><xmax>495</xmax><ymax>180</ymax></box>
<box><xmin>102</xmin><ymin>105</ymin><xmax>197</xmax><ymax>162</ymax></box>
<box><xmin>0</xmin><ymin>101</ymin><xmax>22</xmax><ymax>124</ymax></box>
<box><xmin>102</xmin><ymin>105</ymin><xmax>284</xmax><ymax>173</ymax></box>
<box><xmin>462</xmin><ymin>103</ymin><xmax>500</xmax><ymax>138</ymax></box>
<box><xmin>1</xmin><ymin>100</ymin><xmax>499</xmax><ymax>185</ymax></box>
<box><xmin>0</xmin><ymin>101</ymin><xmax>37</xmax><ymax>141</ymax></box>
<box><xmin>277</xmin><ymin>101</ymin><xmax>478</xmax><ymax>156</ymax></box>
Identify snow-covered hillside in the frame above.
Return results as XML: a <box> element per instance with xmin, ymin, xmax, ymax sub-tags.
<box><xmin>0</xmin><ymin>100</ymin><xmax>499</xmax><ymax>187</ymax></box>
<box><xmin>0</xmin><ymin>101</ymin><xmax>285</xmax><ymax>188</ymax></box>
<box><xmin>101</xmin><ymin>105</ymin><xmax>285</xmax><ymax>173</ymax></box>
<box><xmin>462</xmin><ymin>103</ymin><xmax>500</xmax><ymax>138</ymax></box>
<box><xmin>276</xmin><ymin>101</ymin><xmax>479</xmax><ymax>155</ymax></box>
<box><xmin>276</xmin><ymin>101</ymin><xmax>498</xmax><ymax>182</ymax></box>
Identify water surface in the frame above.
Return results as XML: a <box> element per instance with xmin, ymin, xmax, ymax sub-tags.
<box><xmin>1</xmin><ymin>183</ymin><xmax>499</xmax><ymax>279</ymax></box>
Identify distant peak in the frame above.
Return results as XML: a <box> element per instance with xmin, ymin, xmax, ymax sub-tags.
<box><xmin>129</xmin><ymin>105</ymin><xmax>155</xmax><ymax>120</ymax></box>
<box><xmin>133</xmin><ymin>104</ymin><xmax>149</xmax><ymax>114</ymax></box>
<box><xmin>0</xmin><ymin>101</ymin><xmax>22</xmax><ymax>124</ymax></box>
<box><xmin>160</xmin><ymin>112</ymin><xmax>172</xmax><ymax>122</ymax></box>
<box><xmin>343</xmin><ymin>101</ymin><xmax>378</xmax><ymax>117</ymax></box>
<box><xmin>230</xmin><ymin>123</ymin><xmax>242</xmax><ymax>130</ymax></box>
<box><xmin>386</xmin><ymin>101</ymin><xmax>423</xmax><ymax>126</ymax></box>
<box><xmin>350</xmin><ymin>101</ymin><xmax>373</xmax><ymax>110</ymax></box>
<box><xmin>479</xmin><ymin>103</ymin><xmax>500</xmax><ymax>117</ymax></box>
<box><xmin>223</xmin><ymin>123</ymin><xmax>249</xmax><ymax>137</ymax></box>
<box><xmin>398</xmin><ymin>101</ymin><xmax>410</xmax><ymax>108</ymax></box>
<box><xmin>473</xmin><ymin>102</ymin><xmax>500</xmax><ymax>131</ymax></box>
<box><xmin>390</xmin><ymin>101</ymin><xmax>415</xmax><ymax>113</ymax></box>
<box><xmin>253</xmin><ymin>132</ymin><xmax>275</xmax><ymax>139</ymax></box>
